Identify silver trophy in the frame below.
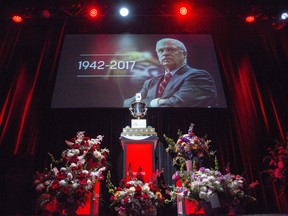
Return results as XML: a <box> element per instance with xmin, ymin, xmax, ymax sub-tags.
<box><xmin>129</xmin><ymin>93</ymin><xmax>148</xmax><ymax>119</ymax></box>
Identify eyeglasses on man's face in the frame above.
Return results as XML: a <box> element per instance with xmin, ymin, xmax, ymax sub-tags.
<box><xmin>156</xmin><ymin>47</ymin><xmax>181</xmax><ymax>55</ymax></box>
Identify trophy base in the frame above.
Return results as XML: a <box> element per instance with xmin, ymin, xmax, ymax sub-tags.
<box><xmin>131</xmin><ymin>119</ymin><xmax>146</xmax><ymax>128</ymax></box>
<box><xmin>121</xmin><ymin>126</ymin><xmax>157</xmax><ymax>137</ymax></box>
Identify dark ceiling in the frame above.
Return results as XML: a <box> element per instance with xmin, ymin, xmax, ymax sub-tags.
<box><xmin>1</xmin><ymin>0</ymin><xmax>287</xmax><ymax>19</ymax></box>
<box><xmin>1</xmin><ymin>0</ymin><xmax>287</xmax><ymax>34</ymax></box>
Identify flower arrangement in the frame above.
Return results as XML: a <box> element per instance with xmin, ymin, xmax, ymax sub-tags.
<box><xmin>166</xmin><ymin>164</ymin><xmax>257</xmax><ymax>215</ymax></box>
<box><xmin>263</xmin><ymin>133</ymin><xmax>288</xmax><ymax>196</ymax></box>
<box><xmin>106</xmin><ymin>166</ymin><xmax>166</xmax><ymax>216</ymax></box>
<box><xmin>164</xmin><ymin>125</ymin><xmax>258</xmax><ymax>215</ymax></box>
<box><xmin>164</xmin><ymin>123</ymin><xmax>213</xmax><ymax>169</ymax></box>
<box><xmin>33</xmin><ymin>131</ymin><xmax>110</xmax><ymax>215</ymax></box>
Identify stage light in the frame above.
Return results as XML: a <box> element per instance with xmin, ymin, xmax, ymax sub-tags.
<box><xmin>179</xmin><ymin>6</ymin><xmax>188</xmax><ymax>16</ymax></box>
<box><xmin>175</xmin><ymin>3</ymin><xmax>191</xmax><ymax>17</ymax></box>
<box><xmin>119</xmin><ymin>7</ymin><xmax>129</xmax><ymax>17</ymax></box>
<box><xmin>41</xmin><ymin>9</ymin><xmax>51</xmax><ymax>19</ymax></box>
<box><xmin>89</xmin><ymin>8</ymin><xmax>98</xmax><ymax>18</ymax></box>
<box><xmin>245</xmin><ymin>15</ymin><xmax>255</xmax><ymax>23</ymax></box>
<box><xmin>12</xmin><ymin>15</ymin><xmax>23</xmax><ymax>23</ymax></box>
<box><xmin>281</xmin><ymin>12</ymin><xmax>288</xmax><ymax>20</ymax></box>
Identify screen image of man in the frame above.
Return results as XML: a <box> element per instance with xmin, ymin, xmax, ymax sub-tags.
<box><xmin>123</xmin><ymin>38</ymin><xmax>218</xmax><ymax>108</ymax></box>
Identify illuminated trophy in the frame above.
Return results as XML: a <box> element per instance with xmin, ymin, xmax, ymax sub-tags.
<box><xmin>121</xmin><ymin>93</ymin><xmax>157</xmax><ymax>137</ymax></box>
<box><xmin>129</xmin><ymin>93</ymin><xmax>148</xmax><ymax>128</ymax></box>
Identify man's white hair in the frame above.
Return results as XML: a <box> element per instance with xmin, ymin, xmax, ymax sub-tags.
<box><xmin>156</xmin><ymin>38</ymin><xmax>187</xmax><ymax>52</ymax></box>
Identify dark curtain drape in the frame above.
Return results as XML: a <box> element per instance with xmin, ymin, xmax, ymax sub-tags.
<box><xmin>0</xmin><ymin>13</ymin><xmax>288</xmax><ymax>216</ymax></box>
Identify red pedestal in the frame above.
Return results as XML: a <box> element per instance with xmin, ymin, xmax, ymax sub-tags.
<box><xmin>76</xmin><ymin>181</ymin><xmax>100</xmax><ymax>216</ymax></box>
<box><xmin>120</xmin><ymin>136</ymin><xmax>158</xmax><ymax>182</ymax></box>
<box><xmin>173</xmin><ymin>171</ymin><xmax>205</xmax><ymax>216</ymax></box>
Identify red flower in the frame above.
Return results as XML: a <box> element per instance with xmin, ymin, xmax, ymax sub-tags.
<box><xmin>110</xmin><ymin>195</ymin><xmax>115</xmax><ymax>201</ymax></box>
<box><xmin>79</xmin><ymin>179</ymin><xmax>87</xmax><ymax>185</ymax></box>
<box><xmin>101</xmin><ymin>157</ymin><xmax>107</xmax><ymax>164</ymax></box>
<box><xmin>78</xmin><ymin>172</ymin><xmax>87</xmax><ymax>179</ymax></box>
<box><xmin>61</xmin><ymin>186</ymin><xmax>69</xmax><ymax>194</ymax></box>
<box><xmin>115</xmin><ymin>187</ymin><xmax>123</xmax><ymax>192</ymax></box>
<box><xmin>72</xmin><ymin>143</ymin><xmax>80</xmax><ymax>149</ymax></box>
<box><xmin>123</xmin><ymin>197</ymin><xmax>129</xmax><ymax>204</ymax></box>
<box><xmin>135</xmin><ymin>185</ymin><xmax>142</xmax><ymax>193</ymax></box>
<box><xmin>119</xmin><ymin>179</ymin><xmax>127</xmax><ymax>188</ymax></box>
<box><xmin>82</xmin><ymin>140</ymin><xmax>89</xmax><ymax>147</ymax></box>
<box><xmin>149</xmin><ymin>184</ymin><xmax>157</xmax><ymax>192</ymax></box>
<box><xmin>69</xmin><ymin>155</ymin><xmax>78</xmax><ymax>164</ymax></box>
<box><xmin>56</xmin><ymin>172</ymin><xmax>66</xmax><ymax>180</ymax></box>
<box><xmin>125</xmin><ymin>183</ymin><xmax>132</xmax><ymax>188</ymax></box>
<box><xmin>50</xmin><ymin>180</ymin><xmax>60</xmax><ymax>191</ymax></box>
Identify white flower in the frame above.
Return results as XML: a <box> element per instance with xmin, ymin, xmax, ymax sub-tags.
<box><xmin>207</xmin><ymin>190</ymin><xmax>213</xmax><ymax>196</ymax></box>
<box><xmin>119</xmin><ymin>191</ymin><xmax>126</xmax><ymax>197</ymax></box>
<box><xmin>127</xmin><ymin>187</ymin><xmax>136</xmax><ymax>193</ymax></box>
<box><xmin>72</xmin><ymin>182</ymin><xmax>79</xmax><ymax>189</ymax></box>
<box><xmin>91</xmin><ymin>171</ymin><xmax>100</xmax><ymax>178</ymax></box>
<box><xmin>66</xmin><ymin>172</ymin><xmax>73</xmax><ymax>180</ymax></box>
<box><xmin>70</xmin><ymin>163</ymin><xmax>77</xmax><ymax>168</ymax></box>
<box><xmin>67</xmin><ymin>149</ymin><xmax>80</xmax><ymax>157</ymax></box>
<box><xmin>36</xmin><ymin>183</ymin><xmax>45</xmax><ymax>191</ymax></box>
<box><xmin>208</xmin><ymin>176</ymin><xmax>215</xmax><ymax>182</ymax></box>
<box><xmin>44</xmin><ymin>180</ymin><xmax>51</xmax><ymax>186</ymax></box>
<box><xmin>200</xmin><ymin>186</ymin><xmax>208</xmax><ymax>192</ymax></box>
<box><xmin>199</xmin><ymin>191</ymin><xmax>208</xmax><ymax>200</ymax></box>
<box><xmin>237</xmin><ymin>180</ymin><xmax>244</xmax><ymax>185</ymax></box>
<box><xmin>93</xmin><ymin>150</ymin><xmax>102</xmax><ymax>158</ymax></box>
<box><xmin>142</xmin><ymin>184</ymin><xmax>150</xmax><ymax>192</ymax></box>
<box><xmin>59</xmin><ymin>180</ymin><xmax>67</xmax><ymax>186</ymax></box>
<box><xmin>191</xmin><ymin>181</ymin><xmax>200</xmax><ymax>191</ymax></box>
<box><xmin>77</xmin><ymin>153</ymin><xmax>87</xmax><ymax>165</ymax></box>
<box><xmin>82</xmin><ymin>170</ymin><xmax>89</xmax><ymax>175</ymax></box>
<box><xmin>97</xmin><ymin>135</ymin><xmax>104</xmax><ymax>141</ymax></box>
<box><xmin>201</xmin><ymin>178</ymin><xmax>209</xmax><ymax>184</ymax></box>
<box><xmin>52</xmin><ymin>167</ymin><xmax>59</xmax><ymax>175</ymax></box>
<box><xmin>60</xmin><ymin>167</ymin><xmax>67</xmax><ymax>172</ymax></box>
<box><xmin>200</xmin><ymin>174</ymin><xmax>208</xmax><ymax>179</ymax></box>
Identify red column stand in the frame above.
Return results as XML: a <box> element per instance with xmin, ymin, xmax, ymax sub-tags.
<box><xmin>172</xmin><ymin>171</ymin><xmax>205</xmax><ymax>216</ymax></box>
<box><xmin>120</xmin><ymin>136</ymin><xmax>158</xmax><ymax>182</ymax></box>
<box><xmin>76</xmin><ymin>181</ymin><xmax>100</xmax><ymax>216</ymax></box>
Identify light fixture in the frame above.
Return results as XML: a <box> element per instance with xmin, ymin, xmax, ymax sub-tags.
<box><xmin>245</xmin><ymin>15</ymin><xmax>255</xmax><ymax>23</ymax></box>
<box><xmin>281</xmin><ymin>12</ymin><xmax>288</xmax><ymax>20</ymax></box>
<box><xmin>89</xmin><ymin>8</ymin><xmax>98</xmax><ymax>18</ymax></box>
<box><xmin>119</xmin><ymin>7</ymin><xmax>129</xmax><ymax>17</ymax></box>
<box><xmin>41</xmin><ymin>9</ymin><xmax>51</xmax><ymax>19</ymax></box>
<box><xmin>12</xmin><ymin>15</ymin><xmax>23</xmax><ymax>23</ymax></box>
<box><xmin>179</xmin><ymin>6</ymin><xmax>188</xmax><ymax>16</ymax></box>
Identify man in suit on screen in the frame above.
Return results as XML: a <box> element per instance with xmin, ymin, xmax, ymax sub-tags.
<box><xmin>123</xmin><ymin>38</ymin><xmax>217</xmax><ymax>107</ymax></box>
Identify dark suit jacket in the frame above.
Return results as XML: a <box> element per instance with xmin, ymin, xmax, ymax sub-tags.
<box><xmin>123</xmin><ymin>65</ymin><xmax>217</xmax><ymax>107</ymax></box>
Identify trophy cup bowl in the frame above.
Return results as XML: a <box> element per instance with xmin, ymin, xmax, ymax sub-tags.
<box><xmin>129</xmin><ymin>101</ymin><xmax>147</xmax><ymax>119</ymax></box>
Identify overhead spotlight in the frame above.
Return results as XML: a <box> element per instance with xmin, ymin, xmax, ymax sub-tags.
<box><xmin>119</xmin><ymin>7</ymin><xmax>129</xmax><ymax>17</ymax></box>
<box><xmin>176</xmin><ymin>3</ymin><xmax>191</xmax><ymax>17</ymax></box>
<box><xmin>179</xmin><ymin>6</ymin><xmax>188</xmax><ymax>16</ymax></box>
<box><xmin>281</xmin><ymin>12</ymin><xmax>288</xmax><ymax>20</ymax></box>
<box><xmin>245</xmin><ymin>15</ymin><xmax>255</xmax><ymax>23</ymax></box>
<box><xmin>12</xmin><ymin>15</ymin><xmax>23</xmax><ymax>23</ymax></box>
<box><xmin>41</xmin><ymin>9</ymin><xmax>51</xmax><ymax>19</ymax></box>
<box><xmin>89</xmin><ymin>8</ymin><xmax>98</xmax><ymax>18</ymax></box>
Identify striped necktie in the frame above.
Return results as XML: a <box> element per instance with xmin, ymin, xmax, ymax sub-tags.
<box><xmin>157</xmin><ymin>72</ymin><xmax>172</xmax><ymax>97</ymax></box>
